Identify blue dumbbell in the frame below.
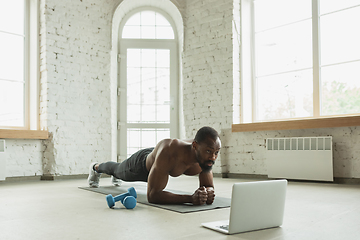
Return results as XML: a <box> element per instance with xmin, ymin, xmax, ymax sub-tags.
<box><xmin>106</xmin><ymin>187</ymin><xmax>137</xmax><ymax>209</ymax></box>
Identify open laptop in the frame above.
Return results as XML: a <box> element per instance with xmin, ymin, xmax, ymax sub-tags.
<box><xmin>202</xmin><ymin>179</ymin><xmax>287</xmax><ymax>235</ymax></box>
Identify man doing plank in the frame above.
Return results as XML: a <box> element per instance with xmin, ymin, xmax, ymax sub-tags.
<box><xmin>88</xmin><ymin>126</ymin><xmax>221</xmax><ymax>205</ymax></box>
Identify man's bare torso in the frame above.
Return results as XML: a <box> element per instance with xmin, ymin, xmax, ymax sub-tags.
<box><xmin>145</xmin><ymin>138</ymin><xmax>202</xmax><ymax>177</ymax></box>
<box><xmin>144</xmin><ymin>133</ymin><xmax>220</xmax><ymax>204</ymax></box>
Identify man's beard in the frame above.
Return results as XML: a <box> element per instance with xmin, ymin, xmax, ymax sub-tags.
<box><xmin>199</xmin><ymin>160</ymin><xmax>214</xmax><ymax>172</ymax></box>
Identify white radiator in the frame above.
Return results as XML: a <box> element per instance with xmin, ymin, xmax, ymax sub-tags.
<box><xmin>266</xmin><ymin>137</ymin><xmax>333</xmax><ymax>182</ymax></box>
<box><xmin>0</xmin><ymin>139</ymin><xmax>6</xmax><ymax>181</ymax></box>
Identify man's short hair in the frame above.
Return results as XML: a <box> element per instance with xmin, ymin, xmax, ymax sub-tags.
<box><xmin>194</xmin><ymin>126</ymin><xmax>220</xmax><ymax>144</ymax></box>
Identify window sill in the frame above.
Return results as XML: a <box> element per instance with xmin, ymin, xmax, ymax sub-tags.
<box><xmin>0</xmin><ymin>129</ymin><xmax>49</xmax><ymax>140</ymax></box>
<box><xmin>232</xmin><ymin>115</ymin><xmax>360</xmax><ymax>132</ymax></box>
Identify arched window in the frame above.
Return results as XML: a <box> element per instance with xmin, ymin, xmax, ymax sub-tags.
<box><xmin>118</xmin><ymin>9</ymin><xmax>178</xmax><ymax>158</ymax></box>
<box><xmin>122</xmin><ymin>11</ymin><xmax>175</xmax><ymax>39</ymax></box>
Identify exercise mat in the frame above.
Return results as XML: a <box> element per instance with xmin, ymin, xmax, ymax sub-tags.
<box><xmin>79</xmin><ymin>184</ymin><xmax>231</xmax><ymax>213</ymax></box>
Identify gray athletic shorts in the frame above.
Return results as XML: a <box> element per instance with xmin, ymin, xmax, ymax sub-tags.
<box><xmin>97</xmin><ymin>147</ymin><xmax>154</xmax><ymax>182</ymax></box>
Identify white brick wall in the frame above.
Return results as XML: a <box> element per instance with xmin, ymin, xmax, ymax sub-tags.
<box><xmin>5</xmin><ymin>140</ymin><xmax>43</xmax><ymax>177</ymax></box>
<box><xmin>183</xmin><ymin>0</ymin><xmax>234</xmax><ymax>136</ymax></box>
<box><xmin>38</xmin><ymin>0</ymin><xmax>113</xmax><ymax>176</ymax></box>
<box><xmin>182</xmin><ymin>0</ymin><xmax>235</xmax><ymax>173</ymax></box>
<box><xmin>4</xmin><ymin>0</ymin><xmax>115</xmax><ymax>178</ymax></box>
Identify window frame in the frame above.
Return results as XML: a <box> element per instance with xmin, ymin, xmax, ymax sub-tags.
<box><xmin>0</xmin><ymin>0</ymin><xmax>39</xmax><ymax>131</ymax></box>
<box><xmin>235</xmin><ymin>0</ymin><xmax>360</xmax><ymax>132</ymax></box>
<box><xmin>117</xmin><ymin>7</ymin><xmax>179</xmax><ymax>160</ymax></box>
<box><xmin>0</xmin><ymin>0</ymin><xmax>46</xmax><ymax>139</ymax></box>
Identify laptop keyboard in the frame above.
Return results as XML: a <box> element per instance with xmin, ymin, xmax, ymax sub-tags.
<box><xmin>218</xmin><ymin>225</ymin><xmax>229</xmax><ymax>231</ymax></box>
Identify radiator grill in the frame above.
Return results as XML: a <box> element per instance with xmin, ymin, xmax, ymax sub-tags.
<box><xmin>266</xmin><ymin>137</ymin><xmax>333</xmax><ymax>182</ymax></box>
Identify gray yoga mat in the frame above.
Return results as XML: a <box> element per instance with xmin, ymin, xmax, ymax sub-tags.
<box><xmin>79</xmin><ymin>184</ymin><xmax>231</xmax><ymax>213</ymax></box>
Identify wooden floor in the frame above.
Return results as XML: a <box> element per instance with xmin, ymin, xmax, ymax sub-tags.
<box><xmin>1</xmin><ymin>175</ymin><xmax>360</xmax><ymax>240</ymax></box>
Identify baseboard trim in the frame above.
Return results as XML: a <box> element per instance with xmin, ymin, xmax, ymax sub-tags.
<box><xmin>214</xmin><ymin>173</ymin><xmax>360</xmax><ymax>185</ymax></box>
<box><xmin>3</xmin><ymin>176</ymin><xmax>42</xmax><ymax>182</ymax></box>
<box><xmin>2</xmin><ymin>174</ymin><xmax>110</xmax><ymax>182</ymax></box>
<box><xmin>334</xmin><ymin>177</ymin><xmax>360</xmax><ymax>185</ymax></box>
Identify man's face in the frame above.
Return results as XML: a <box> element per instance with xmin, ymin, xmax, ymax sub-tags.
<box><xmin>194</xmin><ymin>137</ymin><xmax>221</xmax><ymax>172</ymax></box>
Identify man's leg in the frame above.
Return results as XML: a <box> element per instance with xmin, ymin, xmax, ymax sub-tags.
<box><xmin>96</xmin><ymin>148</ymin><xmax>153</xmax><ymax>182</ymax></box>
<box><xmin>96</xmin><ymin>161</ymin><xmax>121</xmax><ymax>177</ymax></box>
<box><xmin>111</xmin><ymin>176</ymin><xmax>122</xmax><ymax>186</ymax></box>
<box><xmin>87</xmin><ymin>162</ymin><xmax>102</xmax><ymax>188</ymax></box>
<box><xmin>87</xmin><ymin>161</ymin><xmax>122</xmax><ymax>188</ymax></box>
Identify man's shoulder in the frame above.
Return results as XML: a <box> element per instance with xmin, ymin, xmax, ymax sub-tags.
<box><xmin>155</xmin><ymin>139</ymin><xmax>190</xmax><ymax>156</ymax></box>
<box><xmin>158</xmin><ymin>138</ymin><xmax>185</xmax><ymax>148</ymax></box>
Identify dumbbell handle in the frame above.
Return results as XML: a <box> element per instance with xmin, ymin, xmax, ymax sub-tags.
<box><xmin>114</xmin><ymin>192</ymin><xmax>129</xmax><ymax>203</ymax></box>
<box><xmin>114</xmin><ymin>187</ymin><xmax>137</xmax><ymax>202</ymax></box>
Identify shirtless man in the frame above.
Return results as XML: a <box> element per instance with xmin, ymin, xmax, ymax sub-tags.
<box><xmin>87</xmin><ymin>126</ymin><xmax>221</xmax><ymax>205</ymax></box>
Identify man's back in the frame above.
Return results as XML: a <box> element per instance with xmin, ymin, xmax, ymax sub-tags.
<box><xmin>145</xmin><ymin>139</ymin><xmax>200</xmax><ymax>177</ymax></box>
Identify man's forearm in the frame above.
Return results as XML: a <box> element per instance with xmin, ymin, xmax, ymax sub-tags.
<box><xmin>147</xmin><ymin>190</ymin><xmax>193</xmax><ymax>204</ymax></box>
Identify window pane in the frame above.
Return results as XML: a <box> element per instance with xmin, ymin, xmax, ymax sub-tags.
<box><xmin>141</xmin><ymin>11</ymin><xmax>156</xmax><ymax>26</ymax></box>
<box><xmin>127</xmin><ymin>76</ymin><xmax>140</xmax><ymax>105</ymax></box>
<box><xmin>142</xmin><ymin>68</ymin><xmax>156</xmax><ymax>105</ymax></box>
<box><xmin>128</xmin><ymin>129</ymin><xmax>140</xmax><ymax>148</ymax></box>
<box><xmin>320</xmin><ymin>0</ymin><xmax>360</xmax><ymax>15</ymax></box>
<box><xmin>156</xmin><ymin>13</ymin><xmax>171</xmax><ymax>26</ymax></box>
<box><xmin>122</xmin><ymin>11</ymin><xmax>174</xmax><ymax>39</ymax></box>
<box><xmin>0</xmin><ymin>81</ymin><xmax>24</xmax><ymax>127</ymax></box>
<box><xmin>0</xmin><ymin>0</ymin><xmax>24</xmax><ymax>35</ymax></box>
<box><xmin>156</xmin><ymin>49</ymin><xmax>170</xmax><ymax>68</ymax></box>
<box><xmin>127</xmin><ymin>147</ymin><xmax>139</xmax><ymax>157</ymax></box>
<box><xmin>320</xmin><ymin>6</ymin><xmax>360</xmax><ymax>66</ymax></box>
<box><xmin>122</xmin><ymin>26</ymin><xmax>140</xmax><ymax>39</ymax></box>
<box><xmin>142</xmin><ymin>104</ymin><xmax>156</xmax><ymax>122</ymax></box>
<box><xmin>0</xmin><ymin>32</ymin><xmax>24</xmax><ymax>81</ymax></box>
<box><xmin>127</xmin><ymin>85</ymin><xmax>140</xmax><ymax>105</ymax></box>
<box><xmin>127</xmin><ymin>128</ymin><xmax>141</xmax><ymax>157</ymax></box>
<box><xmin>127</xmin><ymin>105</ymin><xmax>141</xmax><ymax>122</ymax></box>
<box><xmin>127</xmin><ymin>49</ymin><xmax>141</xmax><ymax>67</ymax></box>
<box><xmin>127</xmin><ymin>49</ymin><xmax>171</xmax><ymax>124</ymax></box>
<box><xmin>127</xmin><ymin>67</ymin><xmax>141</xmax><ymax>84</ymax></box>
<box><xmin>157</xmin><ymin>68</ymin><xmax>170</xmax><ymax>104</ymax></box>
<box><xmin>141</xmin><ymin>26</ymin><xmax>156</xmax><ymax>39</ymax></box>
<box><xmin>256</xmin><ymin>20</ymin><xmax>312</xmax><ymax>76</ymax></box>
<box><xmin>156</xmin><ymin>27</ymin><xmax>175</xmax><ymax>39</ymax></box>
<box><xmin>141</xmin><ymin>129</ymin><xmax>157</xmax><ymax>147</ymax></box>
<box><xmin>157</xmin><ymin>129</ymin><xmax>170</xmax><ymax>142</ymax></box>
<box><xmin>127</xmin><ymin>128</ymin><xmax>170</xmax><ymax>157</ymax></box>
<box><xmin>157</xmin><ymin>105</ymin><xmax>170</xmax><ymax>122</ymax></box>
<box><xmin>142</xmin><ymin>67</ymin><xmax>156</xmax><ymax>84</ymax></box>
<box><xmin>141</xmin><ymin>49</ymin><xmax>156</xmax><ymax>68</ymax></box>
<box><xmin>321</xmin><ymin>62</ymin><xmax>360</xmax><ymax>116</ymax></box>
<box><xmin>254</xmin><ymin>0</ymin><xmax>311</xmax><ymax>32</ymax></box>
<box><xmin>250</xmin><ymin>0</ymin><xmax>360</xmax><ymax>122</ymax></box>
<box><xmin>256</xmin><ymin>70</ymin><xmax>313</xmax><ymax>121</ymax></box>
<box><xmin>125</xmin><ymin>12</ymin><xmax>141</xmax><ymax>25</ymax></box>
